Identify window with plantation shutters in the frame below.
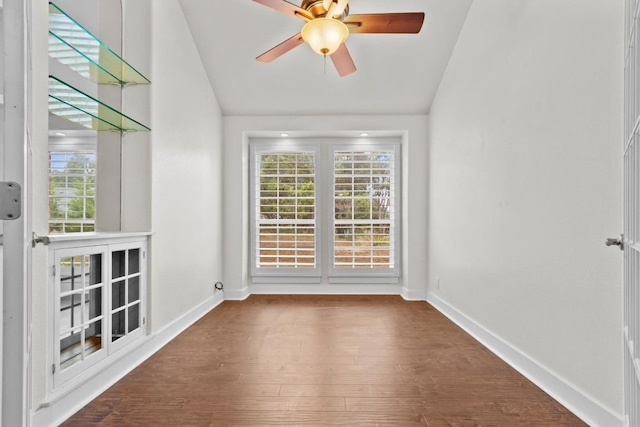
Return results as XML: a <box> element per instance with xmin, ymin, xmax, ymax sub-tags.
<box><xmin>332</xmin><ymin>146</ymin><xmax>397</xmax><ymax>275</ymax></box>
<box><xmin>250</xmin><ymin>140</ymin><xmax>400</xmax><ymax>282</ymax></box>
<box><xmin>250</xmin><ymin>145</ymin><xmax>320</xmax><ymax>279</ymax></box>
<box><xmin>49</xmin><ymin>150</ymin><xmax>96</xmax><ymax>233</ymax></box>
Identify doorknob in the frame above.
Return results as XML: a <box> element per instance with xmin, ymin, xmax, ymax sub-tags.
<box><xmin>605</xmin><ymin>234</ymin><xmax>624</xmax><ymax>250</ymax></box>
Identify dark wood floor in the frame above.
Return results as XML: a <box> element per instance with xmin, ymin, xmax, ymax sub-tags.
<box><xmin>62</xmin><ymin>295</ymin><xmax>586</xmax><ymax>426</ymax></box>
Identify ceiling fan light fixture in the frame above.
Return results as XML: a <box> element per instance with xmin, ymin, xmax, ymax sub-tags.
<box><xmin>301</xmin><ymin>18</ymin><xmax>349</xmax><ymax>56</ymax></box>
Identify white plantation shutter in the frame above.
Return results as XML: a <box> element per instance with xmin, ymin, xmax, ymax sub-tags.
<box><xmin>331</xmin><ymin>144</ymin><xmax>399</xmax><ymax>277</ymax></box>
<box><xmin>250</xmin><ymin>145</ymin><xmax>320</xmax><ymax>279</ymax></box>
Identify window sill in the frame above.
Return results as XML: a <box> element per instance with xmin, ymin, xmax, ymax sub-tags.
<box><xmin>250</xmin><ymin>276</ymin><xmax>399</xmax><ymax>285</ymax></box>
<box><xmin>328</xmin><ymin>276</ymin><xmax>399</xmax><ymax>284</ymax></box>
<box><xmin>251</xmin><ymin>275</ymin><xmax>322</xmax><ymax>284</ymax></box>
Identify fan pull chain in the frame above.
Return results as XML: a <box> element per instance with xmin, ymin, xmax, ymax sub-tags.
<box><xmin>323</xmin><ymin>54</ymin><xmax>326</xmax><ymax>76</ymax></box>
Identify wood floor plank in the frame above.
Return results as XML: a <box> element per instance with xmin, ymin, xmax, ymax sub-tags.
<box><xmin>215</xmin><ymin>354</ymin><xmax>357</xmax><ymax>365</ymax></box>
<box><xmin>345</xmin><ymin>397</ymin><xmax>430</xmax><ymax>412</ymax></box>
<box><xmin>61</xmin><ymin>295</ymin><xmax>586</xmax><ymax>426</ymax></box>
<box><xmin>239</xmin><ymin>372</ymin><xmax>406</xmax><ymax>385</ymax></box>
<box><xmin>287</xmin><ymin>397</ymin><xmax>346</xmax><ymax>412</ymax></box>
<box><xmin>218</xmin><ymin>362</ymin><xmax>401</xmax><ymax>374</ymax></box>
<box><xmin>191</xmin><ymin>411</ymin><xmax>428</xmax><ymax>426</ymax></box>
<box><xmin>279</xmin><ymin>383</ymin><xmax>429</xmax><ymax>398</ymax></box>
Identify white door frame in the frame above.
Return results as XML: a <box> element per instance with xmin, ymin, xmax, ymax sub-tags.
<box><xmin>0</xmin><ymin>0</ymin><xmax>4</xmax><ymax>420</ymax></box>
<box><xmin>623</xmin><ymin>1</ymin><xmax>640</xmax><ymax>425</ymax></box>
<box><xmin>2</xmin><ymin>0</ymin><xmax>31</xmax><ymax>426</ymax></box>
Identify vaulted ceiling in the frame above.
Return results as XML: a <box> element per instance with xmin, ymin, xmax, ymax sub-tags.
<box><xmin>178</xmin><ymin>0</ymin><xmax>473</xmax><ymax>116</ymax></box>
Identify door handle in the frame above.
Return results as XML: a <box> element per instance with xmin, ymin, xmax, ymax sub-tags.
<box><xmin>605</xmin><ymin>235</ymin><xmax>624</xmax><ymax>250</ymax></box>
<box><xmin>32</xmin><ymin>232</ymin><xmax>50</xmax><ymax>248</ymax></box>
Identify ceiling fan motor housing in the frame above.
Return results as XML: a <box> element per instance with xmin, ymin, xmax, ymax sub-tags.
<box><xmin>301</xmin><ymin>0</ymin><xmax>349</xmax><ymax>20</ymax></box>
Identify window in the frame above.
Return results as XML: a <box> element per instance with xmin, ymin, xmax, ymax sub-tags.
<box><xmin>250</xmin><ymin>145</ymin><xmax>320</xmax><ymax>279</ymax></box>
<box><xmin>49</xmin><ymin>150</ymin><xmax>96</xmax><ymax>233</ymax></box>
<box><xmin>331</xmin><ymin>145</ymin><xmax>398</xmax><ymax>277</ymax></box>
<box><xmin>250</xmin><ymin>140</ymin><xmax>400</xmax><ymax>282</ymax></box>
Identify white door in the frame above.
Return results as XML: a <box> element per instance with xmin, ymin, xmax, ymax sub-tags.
<box><xmin>2</xmin><ymin>0</ymin><xmax>30</xmax><ymax>426</ymax></box>
<box><xmin>624</xmin><ymin>1</ymin><xmax>640</xmax><ymax>425</ymax></box>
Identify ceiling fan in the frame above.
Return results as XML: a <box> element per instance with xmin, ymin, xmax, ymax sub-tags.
<box><xmin>253</xmin><ymin>0</ymin><xmax>425</xmax><ymax>77</ymax></box>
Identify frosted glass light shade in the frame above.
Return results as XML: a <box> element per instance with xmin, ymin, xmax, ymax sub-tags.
<box><xmin>301</xmin><ymin>18</ymin><xmax>349</xmax><ymax>56</ymax></box>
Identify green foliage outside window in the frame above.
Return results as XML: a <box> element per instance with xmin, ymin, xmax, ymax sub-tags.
<box><xmin>49</xmin><ymin>151</ymin><xmax>96</xmax><ymax>233</ymax></box>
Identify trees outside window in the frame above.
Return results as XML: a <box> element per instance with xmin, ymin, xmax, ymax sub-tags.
<box><xmin>49</xmin><ymin>151</ymin><xmax>96</xmax><ymax>233</ymax></box>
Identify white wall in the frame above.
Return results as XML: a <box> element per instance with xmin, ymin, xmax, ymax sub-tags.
<box><xmin>222</xmin><ymin>115</ymin><xmax>428</xmax><ymax>299</ymax></box>
<box><xmin>428</xmin><ymin>0</ymin><xmax>623</xmax><ymax>424</ymax></box>
<box><xmin>150</xmin><ymin>0</ymin><xmax>224</xmax><ymax>331</ymax></box>
<box><xmin>121</xmin><ymin>0</ymin><xmax>152</xmax><ymax>233</ymax></box>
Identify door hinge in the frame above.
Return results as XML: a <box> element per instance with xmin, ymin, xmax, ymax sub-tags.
<box><xmin>52</xmin><ymin>264</ymin><xmax>56</xmax><ymax>276</ymax></box>
<box><xmin>143</xmin><ymin>317</ymin><xmax>146</xmax><ymax>325</ymax></box>
<box><xmin>0</xmin><ymin>182</ymin><xmax>21</xmax><ymax>220</ymax></box>
<box><xmin>52</xmin><ymin>364</ymin><xmax>56</xmax><ymax>374</ymax></box>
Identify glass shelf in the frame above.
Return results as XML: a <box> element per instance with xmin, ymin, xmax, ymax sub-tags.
<box><xmin>49</xmin><ymin>2</ymin><xmax>150</xmax><ymax>85</ymax></box>
<box><xmin>49</xmin><ymin>76</ymin><xmax>150</xmax><ymax>132</ymax></box>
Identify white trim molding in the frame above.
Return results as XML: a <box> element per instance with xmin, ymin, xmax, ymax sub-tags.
<box><xmin>31</xmin><ymin>291</ymin><xmax>224</xmax><ymax>427</ymax></box>
<box><xmin>400</xmin><ymin>286</ymin><xmax>427</xmax><ymax>301</ymax></box>
<box><xmin>229</xmin><ymin>284</ymin><xmax>423</xmax><ymax>299</ymax></box>
<box><xmin>250</xmin><ymin>283</ymin><xmax>401</xmax><ymax>296</ymax></box>
<box><xmin>426</xmin><ymin>292</ymin><xmax>623</xmax><ymax>427</ymax></box>
<box><xmin>223</xmin><ymin>286</ymin><xmax>251</xmax><ymax>300</ymax></box>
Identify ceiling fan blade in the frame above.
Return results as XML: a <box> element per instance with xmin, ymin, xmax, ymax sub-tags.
<box><xmin>344</xmin><ymin>13</ymin><xmax>425</xmax><ymax>34</ymax></box>
<box><xmin>330</xmin><ymin>43</ymin><xmax>356</xmax><ymax>77</ymax></box>
<box><xmin>252</xmin><ymin>0</ymin><xmax>313</xmax><ymax>21</ymax></box>
<box><xmin>256</xmin><ymin>33</ymin><xmax>305</xmax><ymax>63</ymax></box>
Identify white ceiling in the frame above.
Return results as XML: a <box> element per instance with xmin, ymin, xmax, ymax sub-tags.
<box><xmin>178</xmin><ymin>0</ymin><xmax>473</xmax><ymax>116</ymax></box>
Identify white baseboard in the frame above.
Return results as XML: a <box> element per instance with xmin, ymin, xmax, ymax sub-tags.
<box><xmin>224</xmin><ymin>286</ymin><xmax>250</xmax><ymax>300</ymax></box>
<box><xmin>31</xmin><ymin>291</ymin><xmax>225</xmax><ymax>427</ymax></box>
<box><xmin>426</xmin><ymin>292</ymin><xmax>623</xmax><ymax>427</ymax></box>
<box><xmin>249</xmin><ymin>283</ymin><xmax>401</xmax><ymax>295</ymax></box>
<box><xmin>400</xmin><ymin>286</ymin><xmax>427</xmax><ymax>301</ymax></box>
